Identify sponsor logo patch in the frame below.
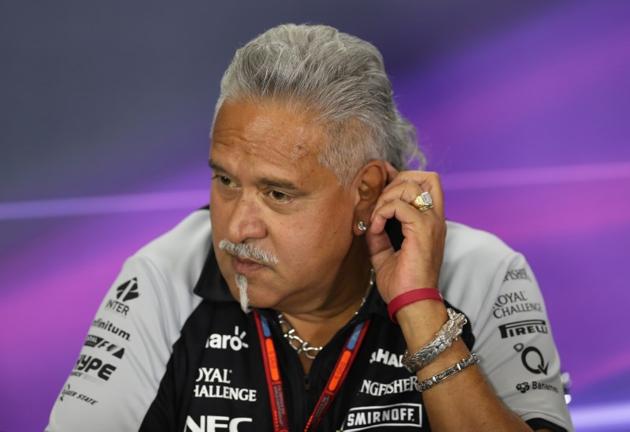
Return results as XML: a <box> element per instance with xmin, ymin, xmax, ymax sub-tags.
<box><xmin>116</xmin><ymin>278</ymin><xmax>140</xmax><ymax>301</ymax></box>
<box><xmin>184</xmin><ymin>415</ymin><xmax>252</xmax><ymax>432</ymax></box>
<box><xmin>503</xmin><ymin>268</ymin><xmax>531</xmax><ymax>282</ymax></box>
<box><xmin>359</xmin><ymin>377</ymin><xmax>418</xmax><ymax>396</ymax></box>
<box><xmin>492</xmin><ymin>291</ymin><xmax>542</xmax><ymax>319</ymax></box>
<box><xmin>72</xmin><ymin>354</ymin><xmax>117</xmax><ymax>381</ymax></box>
<box><xmin>84</xmin><ymin>334</ymin><xmax>125</xmax><ymax>359</ymax></box>
<box><xmin>514</xmin><ymin>343</ymin><xmax>549</xmax><ymax>375</ymax></box>
<box><xmin>498</xmin><ymin>319</ymin><xmax>548</xmax><ymax>339</ymax></box>
<box><xmin>104</xmin><ymin>278</ymin><xmax>140</xmax><ymax>317</ymax></box>
<box><xmin>59</xmin><ymin>383</ymin><xmax>98</xmax><ymax>405</ymax></box>
<box><xmin>205</xmin><ymin>326</ymin><xmax>249</xmax><ymax>351</ymax></box>
<box><xmin>516</xmin><ymin>380</ymin><xmax>559</xmax><ymax>394</ymax></box>
<box><xmin>91</xmin><ymin>318</ymin><xmax>130</xmax><ymax>341</ymax></box>
<box><xmin>194</xmin><ymin>367</ymin><xmax>257</xmax><ymax>402</ymax></box>
<box><xmin>369</xmin><ymin>348</ymin><xmax>404</xmax><ymax>368</ymax></box>
<box><xmin>342</xmin><ymin>403</ymin><xmax>422</xmax><ymax>431</ymax></box>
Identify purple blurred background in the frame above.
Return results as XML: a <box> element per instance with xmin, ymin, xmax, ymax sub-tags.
<box><xmin>1</xmin><ymin>1</ymin><xmax>629</xmax><ymax>431</ymax></box>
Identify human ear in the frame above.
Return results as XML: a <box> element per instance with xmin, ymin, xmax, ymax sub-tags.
<box><xmin>352</xmin><ymin>161</ymin><xmax>387</xmax><ymax>235</ymax></box>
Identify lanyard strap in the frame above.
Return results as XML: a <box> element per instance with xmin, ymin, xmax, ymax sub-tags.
<box><xmin>254</xmin><ymin>310</ymin><xmax>370</xmax><ymax>432</ymax></box>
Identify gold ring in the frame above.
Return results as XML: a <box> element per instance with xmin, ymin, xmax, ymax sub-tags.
<box><xmin>412</xmin><ymin>192</ymin><xmax>434</xmax><ymax>212</ymax></box>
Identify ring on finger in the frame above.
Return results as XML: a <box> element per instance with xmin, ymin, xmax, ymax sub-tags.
<box><xmin>411</xmin><ymin>191</ymin><xmax>434</xmax><ymax>212</ymax></box>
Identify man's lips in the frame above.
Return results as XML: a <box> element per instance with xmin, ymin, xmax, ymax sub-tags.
<box><xmin>231</xmin><ymin>256</ymin><xmax>265</xmax><ymax>274</ymax></box>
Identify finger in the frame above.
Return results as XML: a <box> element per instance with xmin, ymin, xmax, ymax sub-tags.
<box><xmin>364</xmin><ymin>220</ymin><xmax>394</xmax><ymax>271</ymax></box>
<box><xmin>404</xmin><ymin>171</ymin><xmax>444</xmax><ymax>206</ymax></box>
<box><xmin>384</xmin><ymin>162</ymin><xmax>399</xmax><ymax>182</ymax></box>
<box><xmin>380</xmin><ymin>167</ymin><xmax>410</xmax><ymax>193</ymax></box>
<box><xmin>371</xmin><ymin>180</ymin><xmax>424</xmax><ymax>219</ymax></box>
<box><xmin>378</xmin><ymin>170</ymin><xmax>443</xmax><ymax>202</ymax></box>
<box><xmin>376</xmin><ymin>171</ymin><xmax>445</xmax><ymax>219</ymax></box>
<box><xmin>370</xmin><ymin>196</ymin><xmax>441</xmax><ymax>238</ymax></box>
<box><xmin>371</xmin><ymin>175</ymin><xmax>444</xmax><ymax>223</ymax></box>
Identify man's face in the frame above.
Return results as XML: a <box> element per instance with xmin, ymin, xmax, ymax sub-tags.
<box><xmin>209</xmin><ymin>99</ymin><xmax>357</xmax><ymax>312</ymax></box>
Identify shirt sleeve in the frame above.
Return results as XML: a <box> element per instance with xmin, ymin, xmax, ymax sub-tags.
<box><xmin>46</xmin><ymin>256</ymin><xmax>177</xmax><ymax>431</ymax></box>
<box><xmin>472</xmin><ymin>253</ymin><xmax>574</xmax><ymax>432</ymax></box>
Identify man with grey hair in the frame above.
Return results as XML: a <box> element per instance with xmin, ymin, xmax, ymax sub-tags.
<box><xmin>48</xmin><ymin>24</ymin><xmax>573</xmax><ymax>431</ymax></box>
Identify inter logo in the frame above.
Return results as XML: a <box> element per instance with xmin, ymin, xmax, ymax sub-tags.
<box><xmin>116</xmin><ymin>278</ymin><xmax>139</xmax><ymax>301</ymax></box>
<box><xmin>105</xmin><ymin>278</ymin><xmax>140</xmax><ymax>317</ymax></box>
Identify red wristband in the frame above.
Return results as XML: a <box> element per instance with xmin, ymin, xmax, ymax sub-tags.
<box><xmin>387</xmin><ymin>288</ymin><xmax>443</xmax><ymax>324</ymax></box>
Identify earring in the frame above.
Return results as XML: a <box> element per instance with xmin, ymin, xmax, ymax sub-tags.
<box><xmin>357</xmin><ymin>220</ymin><xmax>367</xmax><ymax>233</ymax></box>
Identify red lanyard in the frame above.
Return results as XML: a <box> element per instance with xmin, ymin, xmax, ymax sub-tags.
<box><xmin>254</xmin><ymin>310</ymin><xmax>370</xmax><ymax>432</ymax></box>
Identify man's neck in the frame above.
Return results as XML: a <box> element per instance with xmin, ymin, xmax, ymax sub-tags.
<box><xmin>278</xmin><ymin>239</ymin><xmax>372</xmax><ymax>356</ymax></box>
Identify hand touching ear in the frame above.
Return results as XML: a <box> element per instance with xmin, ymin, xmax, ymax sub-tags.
<box><xmin>365</xmin><ymin>163</ymin><xmax>447</xmax><ymax>303</ymax></box>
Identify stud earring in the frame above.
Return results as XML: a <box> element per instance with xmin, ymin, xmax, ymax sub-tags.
<box><xmin>357</xmin><ymin>220</ymin><xmax>368</xmax><ymax>233</ymax></box>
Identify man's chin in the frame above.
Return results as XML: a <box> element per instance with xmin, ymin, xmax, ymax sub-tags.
<box><xmin>228</xmin><ymin>288</ymin><xmax>273</xmax><ymax>310</ymax></box>
<box><xmin>235</xmin><ymin>295</ymin><xmax>273</xmax><ymax>310</ymax></box>
<box><xmin>225</xmin><ymin>273</ymin><xmax>280</xmax><ymax>310</ymax></box>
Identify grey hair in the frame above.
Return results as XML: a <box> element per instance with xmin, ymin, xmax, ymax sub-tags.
<box><xmin>211</xmin><ymin>23</ymin><xmax>425</xmax><ymax>185</ymax></box>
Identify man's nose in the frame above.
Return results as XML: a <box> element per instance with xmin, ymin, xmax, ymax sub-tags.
<box><xmin>227</xmin><ymin>194</ymin><xmax>267</xmax><ymax>243</ymax></box>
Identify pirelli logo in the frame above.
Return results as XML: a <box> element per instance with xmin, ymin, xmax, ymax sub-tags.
<box><xmin>499</xmin><ymin>319</ymin><xmax>548</xmax><ymax>339</ymax></box>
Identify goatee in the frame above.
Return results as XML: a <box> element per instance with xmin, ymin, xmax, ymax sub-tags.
<box><xmin>235</xmin><ymin>273</ymin><xmax>250</xmax><ymax>313</ymax></box>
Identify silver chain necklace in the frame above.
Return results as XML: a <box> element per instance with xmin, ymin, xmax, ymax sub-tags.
<box><xmin>277</xmin><ymin>269</ymin><xmax>375</xmax><ymax>360</ymax></box>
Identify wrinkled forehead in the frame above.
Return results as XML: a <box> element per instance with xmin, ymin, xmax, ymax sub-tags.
<box><xmin>210</xmin><ymin>98</ymin><xmax>328</xmax><ymax>166</ymax></box>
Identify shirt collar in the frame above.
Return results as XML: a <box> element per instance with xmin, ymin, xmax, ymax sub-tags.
<box><xmin>357</xmin><ymin>279</ymin><xmax>389</xmax><ymax>320</ymax></box>
<box><xmin>193</xmin><ymin>243</ymin><xmax>234</xmax><ymax>302</ymax></box>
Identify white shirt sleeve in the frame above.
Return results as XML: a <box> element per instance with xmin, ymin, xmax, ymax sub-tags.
<box><xmin>472</xmin><ymin>253</ymin><xmax>574</xmax><ymax>431</ymax></box>
<box><xmin>46</xmin><ymin>209</ymin><xmax>209</xmax><ymax>431</ymax></box>
<box><xmin>46</xmin><ymin>256</ymin><xmax>177</xmax><ymax>431</ymax></box>
<box><xmin>440</xmin><ymin>222</ymin><xmax>573</xmax><ymax>431</ymax></box>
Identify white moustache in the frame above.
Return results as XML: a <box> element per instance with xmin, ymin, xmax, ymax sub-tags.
<box><xmin>218</xmin><ymin>239</ymin><xmax>279</xmax><ymax>265</ymax></box>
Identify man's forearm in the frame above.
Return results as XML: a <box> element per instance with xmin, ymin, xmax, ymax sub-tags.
<box><xmin>397</xmin><ymin>301</ymin><xmax>533</xmax><ymax>432</ymax></box>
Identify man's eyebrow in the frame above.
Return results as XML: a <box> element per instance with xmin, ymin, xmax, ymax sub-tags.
<box><xmin>208</xmin><ymin>159</ymin><xmax>227</xmax><ymax>173</ymax></box>
<box><xmin>209</xmin><ymin>159</ymin><xmax>302</xmax><ymax>192</ymax></box>
<box><xmin>258</xmin><ymin>177</ymin><xmax>302</xmax><ymax>192</ymax></box>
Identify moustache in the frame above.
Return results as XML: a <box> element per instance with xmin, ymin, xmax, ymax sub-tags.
<box><xmin>218</xmin><ymin>239</ymin><xmax>279</xmax><ymax>266</ymax></box>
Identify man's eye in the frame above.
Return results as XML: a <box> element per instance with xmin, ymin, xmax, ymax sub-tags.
<box><xmin>213</xmin><ymin>174</ymin><xmax>235</xmax><ymax>187</ymax></box>
<box><xmin>268</xmin><ymin>190</ymin><xmax>292</xmax><ymax>203</ymax></box>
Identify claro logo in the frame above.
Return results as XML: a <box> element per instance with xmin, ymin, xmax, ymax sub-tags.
<box><xmin>184</xmin><ymin>415</ymin><xmax>252</xmax><ymax>432</ymax></box>
<box><xmin>205</xmin><ymin>326</ymin><xmax>249</xmax><ymax>351</ymax></box>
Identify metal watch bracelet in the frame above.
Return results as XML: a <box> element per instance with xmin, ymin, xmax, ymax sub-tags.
<box><xmin>414</xmin><ymin>352</ymin><xmax>480</xmax><ymax>393</ymax></box>
<box><xmin>402</xmin><ymin>308</ymin><xmax>467</xmax><ymax>374</ymax></box>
